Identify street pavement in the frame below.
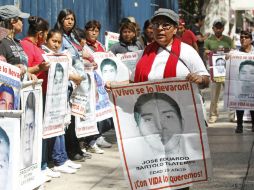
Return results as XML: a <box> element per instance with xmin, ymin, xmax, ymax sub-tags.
<box><xmin>44</xmin><ymin>89</ymin><xmax>254</xmax><ymax>190</ymax></box>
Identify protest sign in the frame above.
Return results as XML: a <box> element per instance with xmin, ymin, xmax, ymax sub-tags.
<box><xmin>0</xmin><ymin>111</ymin><xmax>22</xmax><ymax>190</ymax></box>
<box><xmin>20</xmin><ymin>81</ymin><xmax>43</xmax><ymax>190</ymax></box>
<box><xmin>116</xmin><ymin>50</ymin><xmax>143</xmax><ymax>76</ymax></box>
<box><xmin>105</xmin><ymin>31</ymin><xmax>119</xmax><ymax>51</ymax></box>
<box><xmin>224</xmin><ymin>54</ymin><xmax>254</xmax><ymax>109</ymax></box>
<box><xmin>94</xmin><ymin>71</ymin><xmax>113</xmax><ymax>122</ymax></box>
<box><xmin>75</xmin><ymin>117</ymin><xmax>99</xmax><ymax>138</ymax></box>
<box><xmin>0</xmin><ymin>60</ymin><xmax>21</xmax><ymax>110</ymax></box>
<box><xmin>209</xmin><ymin>53</ymin><xmax>226</xmax><ymax>82</ymax></box>
<box><xmin>111</xmin><ymin>79</ymin><xmax>211</xmax><ymax>190</ymax></box>
<box><xmin>93</xmin><ymin>52</ymin><xmax>129</xmax><ymax>83</ymax></box>
<box><xmin>71</xmin><ymin>62</ymin><xmax>96</xmax><ymax>118</ymax></box>
<box><xmin>43</xmin><ymin>54</ymin><xmax>70</xmax><ymax>138</ymax></box>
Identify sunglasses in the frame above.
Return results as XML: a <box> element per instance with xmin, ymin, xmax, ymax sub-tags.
<box><xmin>240</xmin><ymin>35</ymin><xmax>251</xmax><ymax>39</ymax></box>
<box><xmin>152</xmin><ymin>22</ymin><xmax>174</xmax><ymax>30</ymax></box>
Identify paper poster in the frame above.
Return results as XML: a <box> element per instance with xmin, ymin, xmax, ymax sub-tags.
<box><xmin>209</xmin><ymin>53</ymin><xmax>226</xmax><ymax>82</ymax></box>
<box><xmin>43</xmin><ymin>54</ymin><xmax>70</xmax><ymax>138</ymax></box>
<box><xmin>105</xmin><ymin>31</ymin><xmax>119</xmax><ymax>51</ymax></box>
<box><xmin>224</xmin><ymin>53</ymin><xmax>254</xmax><ymax>109</ymax></box>
<box><xmin>71</xmin><ymin>62</ymin><xmax>96</xmax><ymax>119</ymax></box>
<box><xmin>93</xmin><ymin>52</ymin><xmax>129</xmax><ymax>83</ymax></box>
<box><xmin>0</xmin><ymin>111</ymin><xmax>22</xmax><ymax>190</ymax></box>
<box><xmin>20</xmin><ymin>81</ymin><xmax>43</xmax><ymax>190</ymax></box>
<box><xmin>116</xmin><ymin>50</ymin><xmax>143</xmax><ymax>76</ymax></box>
<box><xmin>94</xmin><ymin>71</ymin><xmax>113</xmax><ymax>122</ymax></box>
<box><xmin>75</xmin><ymin>117</ymin><xmax>99</xmax><ymax>138</ymax></box>
<box><xmin>0</xmin><ymin>60</ymin><xmax>21</xmax><ymax>110</ymax></box>
<box><xmin>111</xmin><ymin>79</ymin><xmax>212</xmax><ymax>190</ymax></box>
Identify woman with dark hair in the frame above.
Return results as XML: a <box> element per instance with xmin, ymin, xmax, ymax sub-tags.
<box><xmin>0</xmin><ymin>5</ymin><xmax>37</xmax><ymax>81</ymax></box>
<box><xmin>139</xmin><ymin>19</ymin><xmax>154</xmax><ymax>47</ymax></box>
<box><xmin>21</xmin><ymin>16</ymin><xmax>50</xmax><ymax>94</ymax></box>
<box><xmin>109</xmin><ymin>21</ymin><xmax>143</xmax><ymax>55</ymax></box>
<box><xmin>54</xmin><ymin>9</ymin><xmax>92</xmax><ymax>161</ymax></box>
<box><xmin>20</xmin><ymin>16</ymin><xmax>61</xmax><ymax>181</ymax></box>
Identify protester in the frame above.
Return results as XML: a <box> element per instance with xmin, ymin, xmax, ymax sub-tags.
<box><xmin>138</xmin><ymin>19</ymin><xmax>154</xmax><ymax>47</ymax></box>
<box><xmin>42</xmin><ymin>29</ymin><xmax>82</xmax><ymax>173</ymax></box>
<box><xmin>83</xmin><ymin>20</ymin><xmax>113</xmax><ymax>153</ymax></box>
<box><xmin>109</xmin><ymin>21</ymin><xmax>143</xmax><ymax>55</ymax></box>
<box><xmin>190</xmin><ymin>14</ymin><xmax>210</xmax><ymax>62</ymax></box>
<box><xmin>177</xmin><ymin>18</ymin><xmax>199</xmax><ymax>52</ymax></box>
<box><xmin>205</xmin><ymin>18</ymin><xmax>235</xmax><ymax>124</ymax></box>
<box><xmin>20</xmin><ymin>15</ymin><xmax>61</xmax><ymax>181</ymax></box>
<box><xmin>234</xmin><ymin>30</ymin><xmax>254</xmax><ymax>133</ymax></box>
<box><xmin>0</xmin><ymin>5</ymin><xmax>36</xmax><ymax>81</ymax></box>
<box><xmin>54</xmin><ymin>9</ymin><xmax>90</xmax><ymax>161</ymax></box>
<box><xmin>133</xmin><ymin>8</ymin><xmax>210</xmax><ymax>190</ymax></box>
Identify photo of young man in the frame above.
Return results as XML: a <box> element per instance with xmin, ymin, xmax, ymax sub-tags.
<box><xmin>0</xmin><ymin>126</ymin><xmax>10</xmax><ymax>190</ymax></box>
<box><xmin>100</xmin><ymin>58</ymin><xmax>118</xmax><ymax>82</ymax></box>
<box><xmin>134</xmin><ymin>92</ymin><xmax>184</xmax><ymax>154</ymax></box>
<box><xmin>0</xmin><ymin>84</ymin><xmax>14</xmax><ymax>110</ymax></box>
<box><xmin>21</xmin><ymin>92</ymin><xmax>36</xmax><ymax>169</ymax></box>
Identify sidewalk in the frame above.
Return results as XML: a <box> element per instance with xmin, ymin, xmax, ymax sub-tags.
<box><xmin>45</xmin><ymin>90</ymin><xmax>254</xmax><ymax>190</ymax></box>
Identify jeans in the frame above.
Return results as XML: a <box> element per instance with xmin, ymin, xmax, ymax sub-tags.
<box><xmin>52</xmin><ymin>135</ymin><xmax>68</xmax><ymax>166</ymax></box>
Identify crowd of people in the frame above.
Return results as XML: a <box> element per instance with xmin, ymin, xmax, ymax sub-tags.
<box><xmin>0</xmin><ymin>3</ymin><xmax>253</xmax><ymax>190</ymax></box>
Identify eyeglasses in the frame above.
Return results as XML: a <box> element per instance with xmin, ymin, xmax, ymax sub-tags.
<box><xmin>152</xmin><ymin>22</ymin><xmax>174</xmax><ymax>30</ymax></box>
<box><xmin>240</xmin><ymin>35</ymin><xmax>251</xmax><ymax>40</ymax></box>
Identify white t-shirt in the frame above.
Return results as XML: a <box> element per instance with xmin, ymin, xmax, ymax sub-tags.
<box><xmin>132</xmin><ymin>42</ymin><xmax>209</xmax><ymax>81</ymax></box>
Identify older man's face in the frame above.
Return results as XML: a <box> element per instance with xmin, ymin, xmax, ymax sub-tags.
<box><xmin>152</xmin><ymin>16</ymin><xmax>177</xmax><ymax>47</ymax></box>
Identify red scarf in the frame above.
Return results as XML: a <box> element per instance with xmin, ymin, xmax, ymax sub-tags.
<box><xmin>134</xmin><ymin>38</ymin><xmax>181</xmax><ymax>82</ymax></box>
<box><xmin>86</xmin><ymin>39</ymin><xmax>105</xmax><ymax>52</ymax></box>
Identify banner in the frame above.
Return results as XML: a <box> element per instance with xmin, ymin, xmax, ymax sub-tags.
<box><xmin>75</xmin><ymin>117</ymin><xmax>99</xmax><ymax>138</ymax></box>
<box><xmin>0</xmin><ymin>60</ymin><xmax>21</xmax><ymax>110</ymax></box>
<box><xmin>43</xmin><ymin>54</ymin><xmax>70</xmax><ymax>138</ymax></box>
<box><xmin>94</xmin><ymin>71</ymin><xmax>113</xmax><ymax>122</ymax></box>
<box><xmin>93</xmin><ymin>52</ymin><xmax>129</xmax><ymax>83</ymax></box>
<box><xmin>20</xmin><ymin>81</ymin><xmax>43</xmax><ymax>190</ymax></box>
<box><xmin>225</xmin><ymin>54</ymin><xmax>254</xmax><ymax>109</ymax></box>
<box><xmin>105</xmin><ymin>31</ymin><xmax>119</xmax><ymax>51</ymax></box>
<box><xmin>0</xmin><ymin>111</ymin><xmax>22</xmax><ymax>190</ymax></box>
<box><xmin>111</xmin><ymin>79</ymin><xmax>212</xmax><ymax>190</ymax></box>
<box><xmin>116</xmin><ymin>50</ymin><xmax>143</xmax><ymax>76</ymax></box>
<box><xmin>209</xmin><ymin>53</ymin><xmax>226</xmax><ymax>82</ymax></box>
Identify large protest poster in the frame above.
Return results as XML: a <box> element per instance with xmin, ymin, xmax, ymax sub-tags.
<box><xmin>43</xmin><ymin>54</ymin><xmax>70</xmax><ymax>138</ymax></box>
<box><xmin>93</xmin><ymin>52</ymin><xmax>129</xmax><ymax>83</ymax></box>
<box><xmin>224</xmin><ymin>54</ymin><xmax>254</xmax><ymax>109</ymax></box>
<box><xmin>116</xmin><ymin>50</ymin><xmax>143</xmax><ymax>76</ymax></box>
<box><xmin>94</xmin><ymin>71</ymin><xmax>113</xmax><ymax>122</ymax></box>
<box><xmin>105</xmin><ymin>31</ymin><xmax>119</xmax><ymax>51</ymax></box>
<box><xmin>209</xmin><ymin>53</ymin><xmax>226</xmax><ymax>82</ymax></box>
<box><xmin>20</xmin><ymin>81</ymin><xmax>43</xmax><ymax>190</ymax></box>
<box><xmin>0</xmin><ymin>111</ymin><xmax>22</xmax><ymax>190</ymax></box>
<box><xmin>71</xmin><ymin>62</ymin><xmax>98</xmax><ymax>137</ymax></box>
<box><xmin>111</xmin><ymin>79</ymin><xmax>212</xmax><ymax>190</ymax></box>
<box><xmin>0</xmin><ymin>60</ymin><xmax>21</xmax><ymax>110</ymax></box>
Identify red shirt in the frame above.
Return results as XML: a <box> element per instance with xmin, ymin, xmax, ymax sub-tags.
<box><xmin>21</xmin><ymin>37</ymin><xmax>48</xmax><ymax>94</ymax></box>
<box><xmin>179</xmin><ymin>29</ymin><xmax>197</xmax><ymax>47</ymax></box>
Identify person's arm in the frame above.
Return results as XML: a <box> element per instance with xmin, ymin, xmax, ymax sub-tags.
<box><xmin>186</xmin><ymin>73</ymin><xmax>209</xmax><ymax>89</ymax></box>
<box><xmin>27</xmin><ymin>61</ymin><xmax>50</xmax><ymax>74</ymax></box>
<box><xmin>69</xmin><ymin>73</ymin><xmax>83</xmax><ymax>85</ymax></box>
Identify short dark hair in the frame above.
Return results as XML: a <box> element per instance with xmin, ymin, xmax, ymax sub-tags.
<box><xmin>143</xmin><ymin>19</ymin><xmax>152</xmax><ymax>31</ymax></box>
<box><xmin>239</xmin><ymin>60</ymin><xmax>254</xmax><ymax>72</ymax></box>
<box><xmin>25</xmin><ymin>92</ymin><xmax>35</xmax><ymax>119</ymax></box>
<box><xmin>100</xmin><ymin>58</ymin><xmax>117</xmax><ymax>72</ymax></box>
<box><xmin>46</xmin><ymin>28</ymin><xmax>62</xmax><ymax>42</ymax></box>
<box><xmin>134</xmin><ymin>92</ymin><xmax>183</xmax><ymax>127</ymax></box>
<box><xmin>215</xmin><ymin>57</ymin><xmax>226</xmax><ymax>66</ymax></box>
<box><xmin>54</xmin><ymin>63</ymin><xmax>64</xmax><ymax>79</ymax></box>
<box><xmin>0</xmin><ymin>84</ymin><xmax>14</xmax><ymax>102</ymax></box>
<box><xmin>85</xmin><ymin>20</ymin><xmax>101</xmax><ymax>31</ymax></box>
<box><xmin>240</xmin><ymin>30</ymin><xmax>252</xmax><ymax>40</ymax></box>
<box><xmin>0</xmin><ymin>126</ymin><xmax>9</xmax><ymax>160</ymax></box>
